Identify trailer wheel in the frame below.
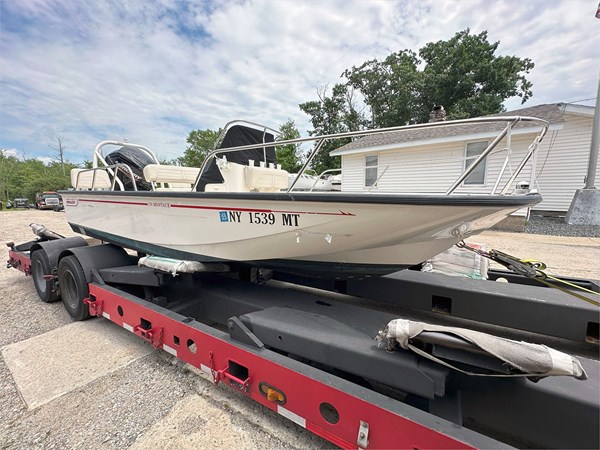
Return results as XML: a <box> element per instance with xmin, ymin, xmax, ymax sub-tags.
<box><xmin>31</xmin><ymin>250</ymin><xmax>60</xmax><ymax>303</ymax></box>
<box><xmin>58</xmin><ymin>255</ymin><xmax>90</xmax><ymax>321</ymax></box>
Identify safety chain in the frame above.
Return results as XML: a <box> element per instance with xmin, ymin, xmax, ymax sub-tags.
<box><xmin>456</xmin><ymin>241</ymin><xmax>600</xmax><ymax>308</ymax></box>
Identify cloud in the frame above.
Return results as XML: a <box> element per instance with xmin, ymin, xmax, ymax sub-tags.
<box><xmin>1</xmin><ymin>148</ymin><xmax>24</xmax><ymax>159</ymax></box>
<box><xmin>36</xmin><ymin>156</ymin><xmax>54</xmax><ymax>165</ymax></box>
<box><xmin>0</xmin><ymin>0</ymin><xmax>597</xmax><ymax>163</ymax></box>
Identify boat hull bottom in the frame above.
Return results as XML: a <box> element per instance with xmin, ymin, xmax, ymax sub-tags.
<box><xmin>69</xmin><ymin>223</ymin><xmax>410</xmax><ymax>278</ymax></box>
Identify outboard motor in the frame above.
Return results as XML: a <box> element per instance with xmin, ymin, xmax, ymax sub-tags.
<box><xmin>105</xmin><ymin>145</ymin><xmax>155</xmax><ymax>191</ymax></box>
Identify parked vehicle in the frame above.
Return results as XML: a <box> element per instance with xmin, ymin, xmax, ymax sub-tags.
<box><xmin>35</xmin><ymin>192</ymin><xmax>62</xmax><ymax>210</ymax></box>
<box><xmin>13</xmin><ymin>198</ymin><xmax>29</xmax><ymax>209</ymax></box>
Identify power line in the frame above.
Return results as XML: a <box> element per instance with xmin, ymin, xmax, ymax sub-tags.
<box><xmin>561</xmin><ymin>97</ymin><xmax>597</xmax><ymax>105</ymax></box>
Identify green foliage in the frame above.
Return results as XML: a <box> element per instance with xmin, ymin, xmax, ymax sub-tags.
<box><xmin>301</xmin><ymin>29</ymin><xmax>535</xmax><ymax>171</ymax></box>
<box><xmin>417</xmin><ymin>29</ymin><xmax>534</xmax><ymax>121</ymax></box>
<box><xmin>0</xmin><ymin>150</ymin><xmax>80</xmax><ymax>203</ymax></box>
<box><xmin>343</xmin><ymin>50</ymin><xmax>422</xmax><ymax>127</ymax></box>
<box><xmin>178</xmin><ymin>128</ymin><xmax>222</xmax><ymax>167</ymax></box>
<box><xmin>299</xmin><ymin>84</ymin><xmax>366</xmax><ymax>174</ymax></box>
<box><xmin>275</xmin><ymin>119</ymin><xmax>302</xmax><ymax>173</ymax></box>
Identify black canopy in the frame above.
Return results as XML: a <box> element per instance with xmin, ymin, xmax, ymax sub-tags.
<box><xmin>196</xmin><ymin>125</ymin><xmax>276</xmax><ymax>191</ymax></box>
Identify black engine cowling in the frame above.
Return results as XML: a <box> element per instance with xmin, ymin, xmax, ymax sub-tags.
<box><xmin>105</xmin><ymin>146</ymin><xmax>154</xmax><ymax>191</ymax></box>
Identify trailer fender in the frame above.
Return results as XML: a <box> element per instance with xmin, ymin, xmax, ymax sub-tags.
<box><xmin>30</xmin><ymin>237</ymin><xmax>89</xmax><ymax>270</ymax></box>
<box><xmin>59</xmin><ymin>244</ymin><xmax>134</xmax><ymax>283</ymax></box>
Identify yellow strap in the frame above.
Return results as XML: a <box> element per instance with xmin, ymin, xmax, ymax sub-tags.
<box><xmin>545</xmin><ymin>274</ymin><xmax>600</xmax><ymax>297</ymax></box>
<box><xmin>533</xmin><ymin>275</ymin><xmax>600</xmax><ymax>308</ymax></box>
<box><xmin>457</xmin><ymin>243</ymin><xmax>600</xmax><ymax>307</ymax></box>
<box><xmin>520</xmin><ymin>258</ymin><xmax>600</xmax><ymax>304</ymax></box>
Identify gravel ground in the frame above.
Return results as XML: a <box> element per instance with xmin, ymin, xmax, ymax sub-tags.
<box><xmin>526</xmin><ymin>215</ymin><xmax>600</xmax><ymax>237</ymax></box>
<box><xmin>0</xmin><ymin>210</ymin><xmax>329</xmax><ymax>450</ymax></box>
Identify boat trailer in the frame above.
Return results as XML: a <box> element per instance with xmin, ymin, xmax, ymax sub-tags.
<box><xmin>6</xmin><ymin>225</ymin><xmax>600</xmax><ymax>449</ymax></box>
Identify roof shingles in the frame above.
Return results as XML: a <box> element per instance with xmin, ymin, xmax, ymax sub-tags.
<box><xmin>332</xmin><ymin>104</ymin><xmax>565</xmax><ymax>154</ymax></box>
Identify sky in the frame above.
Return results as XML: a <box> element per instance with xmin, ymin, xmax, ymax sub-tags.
<box><xmin>0</xmin><ymin>0</ymin><xmax>598</xmax><ymax>163</ymax></box>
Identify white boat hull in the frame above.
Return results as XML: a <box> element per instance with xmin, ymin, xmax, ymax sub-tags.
<box><xmin>62</xmin><ymin>191</ymin><xmax>540</xmax><ymax>276</ymax></box>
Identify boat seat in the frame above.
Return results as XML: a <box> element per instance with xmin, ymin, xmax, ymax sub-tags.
<box><xmin>244</xmin><ymin>165</ymin><xmax>289</xmax><ymax>192</ymax></box>
<box><xmin>143</xmin><ymin>164</ymin><xmax>200</xmax><ymax>191</ymax></box>
<box><xmin>205</xmin><ymin>158</ymin><xmax>288</xmax><ymax>192</ymax></box>
<box><xmin>70</xmin><ymin>168</ymin><xmax>112</xmax><ymax>190</ymax></box>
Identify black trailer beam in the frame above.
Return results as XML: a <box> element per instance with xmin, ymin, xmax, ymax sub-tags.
<box><xmin>123</xmin><ymin>274</ymin><xmax>600</xmax><ymax>449</ymax></box>
<box><xmin>344</xmin><ymin>270</ymin><xmax>599</xmax><ymax>345</ymax></box>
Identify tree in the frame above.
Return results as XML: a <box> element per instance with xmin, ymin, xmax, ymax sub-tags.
<box><xmin>417</xmin><ymin>29</ymin><xmax>534</xmax><ymax>121</ymax></box>
<box><xmin>343</xmin><ymin>50</ymin><xmax>422</xmax><ymax>127</ymax></box>
<box><xmin>0</xmin><ymin>150</ymin><xmax>20</xmax><ymax>202</ymax></box>
<box><xmin>178</xmin><ymin>128</ymin><xmax>222</xmax><ymax>167</ymax></box>
<box><xmin>301</xmin><ymin>28</ymin><xmax>535</xmax><ymax>159</ymax></box>
<box><xmin>49</xmin><ymin>136</ymin><xmax>67</xmax><ymax>175</ymax></box>
<box><xmin>275</xmin><ymin>119</ymin><xmax>302</xmax><ymax>173</ymax></box>
<box><xmin>299</xmin><ymin>84</ymin><xmax>366</xmax><ymax>174</ymax></box>
<box><xmin>0</xmin><ymin>153</ymin><xmax>76</xmax><ymax>202</ymax></box>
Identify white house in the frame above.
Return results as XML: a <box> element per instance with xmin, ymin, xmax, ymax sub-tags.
<box><xmin>331</xmin><ymin>103</ymin><xmax>597</xmax><ymax>214</ymax></box>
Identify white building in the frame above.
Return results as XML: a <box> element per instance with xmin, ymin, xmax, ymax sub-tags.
<box><xmin>331</xmin><ymin>103</ymin><xmax>596</xmax><ymax>214</ymax></box>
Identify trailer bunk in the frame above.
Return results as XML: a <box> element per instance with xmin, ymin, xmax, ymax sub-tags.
<box><xmin>6</xmin><ymin>227</ymin><xmax>600</xmax><ymax>449</ymax></box>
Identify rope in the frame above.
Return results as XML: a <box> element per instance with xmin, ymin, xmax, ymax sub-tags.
<box><xmin>456</xmin><ymin>241</ymin><xmax>600</xmax><ymax>307</ymax></box>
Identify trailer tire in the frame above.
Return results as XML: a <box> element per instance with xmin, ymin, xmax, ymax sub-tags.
<box><xmin>58</xmin><ymin>255</ymin><xmax>90</xmax><ymax>321</ymax></box>
<box><xmin>31</xmin><ymin>250</ymin><xmax>59</xmax><ymax>303</ymax></box>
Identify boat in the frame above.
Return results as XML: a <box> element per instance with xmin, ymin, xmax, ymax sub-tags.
<box><xmin>62</xmin><ymin>117</ymin><xmax>547</xmax><ymax>278</ymax></box>
<box><xmin>287</xmin><ymin>171</ymin><xmax>333</xmax><ymax>191</ymax></box>
<box><xmin>330</xmin><ymin>173</ymin><xmax>342</xmax><ymax>191</ymax></box>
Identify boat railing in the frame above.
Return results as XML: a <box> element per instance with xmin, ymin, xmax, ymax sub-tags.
<box><xmin>73</xmin><ymin>163</ymin><xmax>140</xmax><ymax>191</ymax></box>
<box><xmin>368</xmin><ymin>166</ymin><xmax>390</xmax><ymax>192</ymax></box>
<box><xmin>194</xmin><ymin>116</ymin><xmax>549</xmax><ymax>195</ymax></box>
<box><xmin>92</xmin><ymin>140</ymin><xmax>159</xmax><ymax>169</ymax></box>
<box><xmin>91</xmin><ymin>140</ymin><xmax>159</xmax><ymax>191</ymax></box>
<box><xmin>309</xmin><ymin>168</ymin><xmax>342</xmax><ymax>192</ymax></box>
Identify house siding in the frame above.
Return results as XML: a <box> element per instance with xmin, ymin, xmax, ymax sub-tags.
<box><xmin>533</xmin><ymin>114</ymin><xmax>596</xmax><ymax>211</ymax></box>
<box><xmin>341</xmin><ymin>136</ymin><xmax>534</xmax><ymax>195</ymax></box>
<box><xmin>340</xmin><ymin>112</ymin><xmax>596</xmax><ymax>212</ymax></box>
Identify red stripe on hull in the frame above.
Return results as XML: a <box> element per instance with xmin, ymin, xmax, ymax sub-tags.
<box><xmin>77</xmin><ymin>198</ymin><xmax>355</xmax><ymax>216</ymax></box>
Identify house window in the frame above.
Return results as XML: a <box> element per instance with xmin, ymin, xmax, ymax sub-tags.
<box><xmin>365</xmin><ymin>155</ymin><xmax>378</xmax><ymax>187</ymax></box>
<box><xmin>464</xmin><ymin>141</ymin><xmax>488</xmax><ymax>185</ymax></box>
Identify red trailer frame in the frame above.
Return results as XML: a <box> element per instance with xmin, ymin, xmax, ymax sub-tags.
<box><xmin>84</xmin><ymin>283</ymin><xmax>484</xmax><ymax>449</ymax></box>
<box><xmin>10</xmin><ymin>237</ymin><xmax>598</xmax><ymax>449</ymax></box>
<box><xmin>7</xmin><ymin>245</ymin><xmax>501</xmax><ymax>449</ymax></box>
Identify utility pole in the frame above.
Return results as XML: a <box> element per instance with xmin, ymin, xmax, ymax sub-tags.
<box><xmin>584</xmin><ymin>74</ymin><xmax>600</xmax><ymax>189</ymax></box>
<box><xmin>565</xmin><ymin>71</ymin><xmax>600</xmax><ymax>225</ymax></box>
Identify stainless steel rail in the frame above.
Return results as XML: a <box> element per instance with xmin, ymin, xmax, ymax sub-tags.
<box><xmin>74</xmin><ymin>163</ymin><xmax>140</xmax><ymax>191</ymax></box>
<box><xmin>84</xmin><ymin>116</ymin><xmax>548</xmax><ymax>196</ymax></box>
<box><xmin>194</xmin><ymin>116</ymin><xmax>549</xmax><ymax>194</ymax></box>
